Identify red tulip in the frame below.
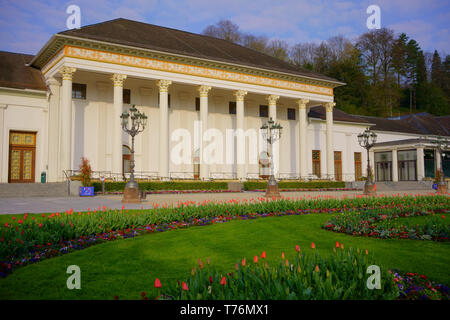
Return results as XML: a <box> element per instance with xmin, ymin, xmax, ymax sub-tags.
<box><xmin>4</xmin><ymin>222</ymin><xmax>8</xmax><ymax>227</ymax></box>
<box><xmin>253</xmin><ymin>255</ymin><xmax>258</xmax><ymax>263</ymax></box>
<box><xmin>295</xmin><ymin>245</ymin><xmax>300</xmax><ymax>252</ymax></box>
<box><xmin>335</xmin><ymin>241</ymin><xmax>340</xmax><ymax>248</ymax></box>
<box><xmin>315</xmin><ymin>265</ymin><xmax>319</xmax><ymax>272</ymax></box>
<box><xmin>141</xmin><ymin>291</ymin><xmax>146</xmax><ymax>297</ymax></box>
<box><xmin>220</xmin><ymin>276</ymin><xmax>226</xmax><ymax>286</ymax></box>
<box><xmin>340</xmin><ymin>243</ymin><xmax>344</xmax><ymax>249</ymax></box>
<box><xmin>209</xmin><ymin>276</ymin><xmax>213</xmax><ymax>283</ymax></box>
<box><xmin>261</xmin><ymin>251</ymin><xmax>266</xmax><ymax>259</ymax></box>
<box><xmin>241</xmin><ymin>258</ymin><xmax>246</xmax><ymax>266</ymax></box>
<box><xmin>154</xmin><ymin>278</ymin><xmax>161</xmax><ymax>288</ymax></box>
<box><xmin>281</xmin><ymin>252</ymin><xmax>285</xmax><ymax>259</ymax></box>
<box><xmin>182</xmin><ymin>282</ymin><xmax>189</xmax><ymax>291</ymax></box>
<box><xmin>311</xmin><ymin>242</ymin><xmax>316</xmax><ymax>249</ymax></box>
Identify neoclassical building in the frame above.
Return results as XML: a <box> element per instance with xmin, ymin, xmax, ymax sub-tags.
<box><xmin>0</xmin><ymin>18</ymin><xmax>448</xmax><ymax>184</ymax></box>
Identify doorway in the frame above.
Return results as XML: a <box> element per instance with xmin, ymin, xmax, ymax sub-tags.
<box><xmin>8</xmin><ymin>131</ymin><xmax>36</xmax><ymax>183</ymax></box>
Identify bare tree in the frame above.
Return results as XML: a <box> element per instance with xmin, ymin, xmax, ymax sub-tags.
<box><xmin>202</xmin><ymin>20</ymin><xmax>241</xmax><ymax>43</ymax></box>
<box><xmin>241</xmin><ymin>33</ymin><xmax>269</xmax><ymax>52</ymax></box>
<box><xmin>265</xmin><ymin>39</ymin><xmax>290</xmax><ymax>61</ymax></box>
<box><xmin>290</xmin><ymin>42</ymin><xmax>317</xmax><ymax>68</ymax></box>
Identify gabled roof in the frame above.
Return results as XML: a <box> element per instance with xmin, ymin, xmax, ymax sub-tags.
<box><xmin>0</xmin><ymin>51</ymin><xmax>46</xmax><ymax>91</ymax></box>
<box><xmin>57</xmin><ymin>18</ymin><xmax>341</xmax><ymax>84</ymax></box>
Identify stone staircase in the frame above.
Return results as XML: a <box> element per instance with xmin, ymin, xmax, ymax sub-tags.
<box><xmin>375</xmin><ymin>181</ymin><xmax>433</xmax><ymax>192</ymax></box>
<box><xmin>0</xmin><ymin>181</ymin><xmax>80</xmax><ymax>198</ymax></box>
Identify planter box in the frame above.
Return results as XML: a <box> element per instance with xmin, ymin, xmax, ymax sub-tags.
<box><xmin>79</xmin><ymin>186</ymin><xmax>95</xmax><ymax>196</ymax></box>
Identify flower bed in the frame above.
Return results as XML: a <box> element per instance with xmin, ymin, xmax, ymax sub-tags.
<box><xmin>134</xmin><ymin>245</ymin><xmax>400</xmax><ymax>300</ymax></box>
<box><xmin>392</xmin><ymin>269</ymin><xmax>450</xmax><ymax>300</ymax></box>
<box><xmin>1</xmin><ymin>195</ymin><xmax>448</xmax><ymax>278</ymax></box>
<box><xmin>323</xmin><ymin>205</ymin><xmax>450</xmax><ymax>241</ymax></box>
<box><xmin>94</xmin><ymin>187</ymin><xmax>360</xmax><ymax>195</ymax></box>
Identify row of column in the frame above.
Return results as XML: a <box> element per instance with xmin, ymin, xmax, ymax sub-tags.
<box><xmin>55</xmin><ymin>66</ymin><xmax>337</xmax><ymax>181</ymax></box>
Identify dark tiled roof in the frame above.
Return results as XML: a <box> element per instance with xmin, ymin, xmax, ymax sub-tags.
<box><xmin>359</xmin><ymin>113</ymin><xmax>450</xmax><ymax>136</ymax></box>
<box><xmin>58</xmin><ymin>18</ymin><xmax>340</xmax><ymax>83</ymax></box>
<box><xmin>0</xmin><ymin>51</ymin><xmax>46</xmax><ymax>91</ymax></box>
<box><xmin>308</xmin><ymin>106</ymin><xmax>370</xmax><ymax>124</ymax></box>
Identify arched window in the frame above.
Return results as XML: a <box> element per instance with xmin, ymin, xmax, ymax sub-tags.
<box><xmin>122</xmin><ymin>145</ymin><xmax>131</xmax><ymax>176</ymax></box>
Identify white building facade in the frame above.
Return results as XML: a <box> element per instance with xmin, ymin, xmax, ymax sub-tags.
<box><xmin>1</xmin><ymin>19</ymin><xmax>448</xmax><ymax>184</ymax></box>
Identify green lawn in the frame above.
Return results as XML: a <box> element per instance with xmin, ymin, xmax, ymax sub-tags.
<box><xmin>1</xmin><ymin>212</ymin><xmax>448</xmax><ymax>300</ymax></box>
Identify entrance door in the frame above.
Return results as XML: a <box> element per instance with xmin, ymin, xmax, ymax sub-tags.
<box><xmin>8</xmin><ymin>131</ymin><xmax>36</xmax><ymax>183</ymax></box>
<box><xmin>376</xmin><ymin>162</ymin><xmax>392</xmax><ymax>181</ymax></box>
<box><xmin>334</xmin><ymin>151</ymin><xmax>342</xmax><ymax>181</ymax></box>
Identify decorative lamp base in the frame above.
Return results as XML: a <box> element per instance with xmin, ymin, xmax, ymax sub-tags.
<box><xmin>122</xmin><ymin>186</ymin><xmax>141</xmax><ymax>203</ymax></box>
<box><xmin>363</xmin><ymin>183</ymin><xmax>377</xmax><ymax>196</ymax></box>
<box><xmin>265</xmin><ymin>184</ymin><xmax>282</xmax><ymax>199</ymax></box>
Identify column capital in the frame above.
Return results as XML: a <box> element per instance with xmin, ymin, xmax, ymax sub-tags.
<box><xmin>59</xmin><ymin>66</ymin><xmax>76</xmax><ymax>81</ymax></box>
<box><xmin>157</xmin><ymin>79</ymin><xmax>172</xmax><ymax>92</ymax></box>
<box><xmin>324</xmin><ymin>102</ymin><xmax>336</xmax><ymax>112</ymax></box>
<box><xmin>234</xmin><ymin>90</ymin><xmax>247</xmax><ymax>102</ymax></box>
<box><xmin>45</xmin><ymin>77</ymin><xmax>60</xmax><ymax>87</ymax></box>
<box><xmin>296</xmin><ymin>99</ymin><xmax>309</xmax><ymax>109</ymax></box>
<box><xmin>111</xmin><ymin>74</ymin><xmax>127</xmax><ymax>87</ymax></box>
<box><xmin>266</xmin><ymin>94</ymin><xmax>280</xmax><ymax>106</ymax></box>
<box><xmin>198</xmin><ymin>85</ymin><xmax>212</xmax><ymax>97</ymax></box>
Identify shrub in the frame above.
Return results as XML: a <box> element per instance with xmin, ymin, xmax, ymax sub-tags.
<box><xmin>79</xmin><ymin>157</ymin><xmax>92</xmax><ymax>187</ymax></box>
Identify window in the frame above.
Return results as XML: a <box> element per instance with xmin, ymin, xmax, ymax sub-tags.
<box><xmin>158</xmin><ymin>93</ymin><xmax>171</xmax><ymax>108</ymax></box>
<box><xmin>334</xmin><ymin>151</ymin><xmax>342</xmax><ymax>181</ymax></box>
<box><xmin>354</xmin><ymin>152</ymin><xmax>362</xmax><ymax>180</ymax></box>
<box><xmin>72</xmin><ymin>83</ymin><xmax>86</xmax><ymax>99</ymax></box>
<box><xmin>229</xmin><ymin>101</ymin><xmax>236</xmax><ymax>114</ymax></box>
<box><xmin>287</xmin><ymin>108</ymin><xmax>296</xmax><ymax>120</ymax></box>
<box><xmin>123</xmin><ymin>89</ymin><xmax>131</xmax><ymax>104</ymax></box>
<box><xmin>195</xmin><ymin>97</ymin><xmax>200</xmax><ymax>111</ymax></box>
<box><xmin>259</xmin><ymin>105</ymin><xmax>268</xmax><ymax>117</ymax></box>
<box><xmin>312</xmin><ymin>150</ymin><xmax>321</xmax><ymax>178</ymax></box>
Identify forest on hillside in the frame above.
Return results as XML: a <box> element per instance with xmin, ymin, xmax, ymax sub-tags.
<box><xmin>203</xmin><ymin>20</ymin><xmax>450</xmax><ymax>117</ymax></box>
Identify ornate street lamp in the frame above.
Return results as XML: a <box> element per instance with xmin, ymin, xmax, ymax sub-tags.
<box><xmin>120</xmin><ymin>105</ymin><xmax>148</xmax><ymax>203</ymax></box>
<box><xmin>358</xmin><ymin>127</ymin><xmax>377</xmax><ymax>196</ymax></box>
<box><xmin>433</xmin><ymin>136</ymin><xmax>449</xmax><ymax>193</ymax></box>
<box><xmin>261</xmin><ymin>117</ymin><xmax>283</xmax><ymax>199</ymax></box>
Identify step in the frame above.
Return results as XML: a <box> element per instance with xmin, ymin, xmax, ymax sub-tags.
<box><xmin>0</xmin><ymin>181</ymin><xmax>81</xmax><ymax>198</ymax></box>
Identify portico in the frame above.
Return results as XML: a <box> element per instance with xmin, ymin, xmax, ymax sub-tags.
<box><xmin>35</xmin><ymin>32</ymin><xmax>340</xmax><ymax>183</ymax></box>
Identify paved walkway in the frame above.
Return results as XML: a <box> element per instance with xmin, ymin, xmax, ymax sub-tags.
<box><xmin>0</xmin><ymin>190</ymin><xmax>437</xmax><ymax>214</ymax></box>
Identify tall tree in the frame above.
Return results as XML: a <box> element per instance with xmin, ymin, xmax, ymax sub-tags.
<box><xmin>431</xmin><ymin>50</ymin><xmax>444</xmax><ymax>89</ymax></box>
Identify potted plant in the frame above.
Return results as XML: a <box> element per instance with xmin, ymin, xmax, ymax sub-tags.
<box><xmin>79</xmin><ymin>157</ymin><xmax>94</xmax><ymax>196</ymax></box>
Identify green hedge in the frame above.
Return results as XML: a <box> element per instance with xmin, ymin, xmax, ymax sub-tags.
<box><xmin>243</xmin><ymin>181</ymin><xmax>346</xmax><ymax>190</ymax></box>
<box><xmin>93</xmin><ymin>180</ymin><xmax>346</xmax><ymax>192</ymax></box>
<box><xmin>93</xmin><ymin>181</ymin><xmax>229</xmax><ymax>192</ymax></box>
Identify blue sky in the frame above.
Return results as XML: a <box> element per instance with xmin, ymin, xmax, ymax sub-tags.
<box><xmin>0</xmin><ymin>0</ymin><xmax>449</xmax><ymax>55</ymax></box>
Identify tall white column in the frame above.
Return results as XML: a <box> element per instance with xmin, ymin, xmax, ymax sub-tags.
<box><xmin>157</xmin><ymin>80</ymin><xmax>172</xmax><ymax>179</ymax></box>
<box><xmin>266</xmin><ymin>95</ymin><xmax>280</xmax><ymax>176</ymax></box>
<box><xmin>46</xmin><ymin>78</ymin><xmax>61</xmax><ymax>182</ymax></box>
<box><xmin>436</xmin><ymin>149</ymin><xmax>442</xmax><ymax>170</ymax></box>
<box><xmin>417</xmin><ymin>147</ymin><xmax>425</xmax><ymax>181</ymax></box>
<box><xmin>325</xmin><ymin>102</ymin><xmax>335</xmax><ymax>179</ymax></box>
<box><xmin>111</xmin><ymin>73</ymin><xmax>127</xmax><ymax>178</ymax></box>
<box><xmin>58</xmin><ymin>67</ymin><xmax>76</xmax><ymax>180</ymax></box>
<box><xmin>392</xmin><ymin>148</ymin><xmax>398</xmax><ymax>182</ymax></box>
<box><xmin>198</xmin><ymin>85</ymin><xmax>211</xmax><ymax>180</ymax></box>
<box><xmin>297</xmin><ymin>99</ymin><xmax>309</xmax><ymax>179</ymax></box>
<box><xmin>235</xmin><ymin>90</ymin><xmax>247</xmax><ymax>180</ymax></box>
<box><xmin>0</xmin><ymin>104</ymin><xmax>6</xmax><ymax>182</ymax></box>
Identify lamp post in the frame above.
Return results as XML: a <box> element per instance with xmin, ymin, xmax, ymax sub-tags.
<box><xmin>358</xmin><ymin>127</ymin><xmax>377</xmax><ymax>196</ymax></box>
<box><xmin>261</xmin><ymin>117</ymin><xmax>283</xmax><ymax>199</ymax></box>
<box><xmin>120</xmin><ymin>105</ymin><xmax>147</xmax><ymax>203</ymax></box>
<box><xmin>433</xmin><ymin>136</ymin><xmax>449</xmax><ymax>193</ymax></box>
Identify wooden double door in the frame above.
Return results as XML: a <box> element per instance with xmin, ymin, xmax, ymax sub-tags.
<box><xmin>8</xmin><ymin>131</ymin><xmax>36</xmax><ymax>183</ymax></box>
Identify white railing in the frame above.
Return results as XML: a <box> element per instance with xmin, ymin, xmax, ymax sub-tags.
<box><xmin>209</xmin><ymin>172</ymin><xmax>237</xmax><ymax>179</ymax></box>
